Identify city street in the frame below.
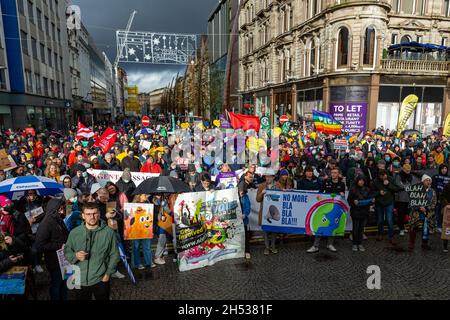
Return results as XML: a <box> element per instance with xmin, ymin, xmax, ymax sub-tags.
<box><xmin>35</xmin><ymin>234</ymin><xmax>450</xmax><ymax>300</ymax></box>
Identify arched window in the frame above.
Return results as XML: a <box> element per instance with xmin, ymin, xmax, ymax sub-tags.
<box><xmin>337</xmin><ymin>27</ymin><xmax>349</xmax><ymax>67</ymax></box>
<box><xmin>400</xmin><ymin>35</ymin><xmax>411</xmax><ymax>43</ymax></box>
<box><xmin>310</xmin><ymin>45</ymin><xmax>316</xmax><ymax>75</ymax></box>
<box><xmin>363</xmin><ymin>26</ymin><xmax>376</xmax><ymax>65</ymax></box>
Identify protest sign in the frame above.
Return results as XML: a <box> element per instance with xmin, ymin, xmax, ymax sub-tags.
<box><xmin>261</xmin><ymin>190</ymin><xmax>349</xmax><ymax>236</ymax></box>
<box><xmin>106</xmin><ymin>202</ymin><xmax>118</xmax><ymax>231</ymax></box>
<box><xmin>442</xmin><ymin>206</ymin><xmax>450</xmax><ymax>241</ymax></box>
<box><xmin>56</xmin><ymin>248</ymin><xmax>72</xmax><ymax>280</ymax></box>
<box><xmin>0</xmin><ymin>266</ymin><xmax>27</xmax><ymax>295</ymax></box>
<box><xmin>24</xmin><ymin>207</ymin><xmax>44</xmax><ymax>234</ymax></box>
<box><xmin>334</xmin><ymin>139</ymin><xmax>348</xmax><ymax>151</ymax></box>
<box><xmin>139</xmin><ymin>140</ymin><xmax>152</xmax><ymax>151</ymax></box>
<box><xmin>87</xmin><ymin>169</ymin><xmax>159</xmax><ymax>187</ymax></box>
<box><xmin>124</xmin><ymin>203</ymin><xmax>154</xmax><ymax>240</ymax></box>
<box><xmin>0</xmin><ymin>149</ymin><xmax>16</xmax><ymax>171</ymax></box>
<box><xmin>405</xmin><ymin>183</ymin><xmax>431</xmax><ymax>209</ymax></box>
<box><xmin>173</xmin><ymin>188</ymin><xmax>245</xmax><ymax>272</ymax></box>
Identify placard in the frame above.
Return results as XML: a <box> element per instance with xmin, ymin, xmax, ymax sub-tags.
<box><xmin>405</xmin><ymin>183</ymin><xmax>431</xmax><ymax>209</ymax></box>
<box><xmin>123</xmin><ymin>203</ymin><xmax>154</xmax><ymax>240</ymax></box>
<box><xmin>442</xmin><ymin>206</ymin><xmax>450</xmax><ymax>241</ymax></box>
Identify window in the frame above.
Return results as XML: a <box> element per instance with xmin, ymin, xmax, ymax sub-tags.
<box><xmin>310</xmin><ymin>45</ymin><xmax>316</xmax><ymax>75</ymax></box>
<box><xmin>50</xmin><ymin>80</ymin><xmax>55</xmax><ymax>97</ymax></box>
<box><xmin>54</xmin><ymin>53</ymin><xmax>58</xmax><ymax>70</ymax></box>
<box><xmin>416</xmin><ymin>35</ymin><xmax>423</xmax><ymax>43</ymax></box>
<box><xmin>25</xmin><ymin>70</ymin><xmax>33</xmax><ymax>92</ymax></box>
<box><xmin>56</xmin><ymin>81</ymin><xmax>60</xmax><ymax>98</ymax></box>
<box><xmin>363</xmin><ymin>27</ymin><xmax>376</xmax><ymax>65</ymax></box>
<box><xmin>37</xmin><ymin>9</ymin><xmax>42</xmax><ymax>30</ymax></box>
<box><xmin>21</xmin><ymin>31</ymin><xmax>29</xmax><ymax>56</ymax></box>
<box><xmin>35</xmin><ymin>73</ymin><xmax>41</xmax><ymax>94</ymax></box>
<box><xmin>391</xmin><ymin>33</ymin><xmax>398</xmax><ymax>44</ymax></box>
<box><xmin>27</xmin><ymin>0</ymin><xmax>34</xmax><ymax>23</ymax></box>
<box><xmin>392</xmin><ymin>0</ymin><xmax>400</xmax><ymax>13</ymax></box>
<box><xmin>31</xmin><ymin>37</ymin><xmax>38</xmax><ymax>59</ymax></box>
<box><xmin>400</xmin><ymin>35</ymin><xmax>411</xmax><ymax>43</ymax></box>
<box><xmin>48</xmin><ymin>48</ymin><xmax>52</xmax><ymax>67</ymax></box>
<box><xmin>51</xmin><ymin>23</ymin><xmax>56</xmax><ymax>41</ymax></box>
<box><xmin>17</xmin><ymin>0</ymin><xmax>25</xmax><ymax>15</ymax></box>
<box><xmin>43</xmin><ymin>77</ymin><xmax>48</xmax><ymax>96</ymax></box>
<box><xmin>45</xmin><ymin>16</ymin><xmax>49</xmax><ymax>34</ymax></box>
<box><xmin>60</xmin><ymin>57</ymin><xmax>63</xmax><ymax>71</ymax></box>
<box><xmin>337</xmin><ymin>27</ymin><xmax>349</xmax><ymax>67</ymax></box>
<box><xmin>57</xmin><ymin>28</ymin><xmax>61</xmax><ymax>43</ymax></box>
<box><xmin>62</xmin><ymin>84</ymin><xmax>65</xmax><ymax>99</ymax></box>
<box><xmin>446</xmin><ymin>0</ymin><xmax>450</xmax><ymax>16</ymax></box>
<box><xmin>49</xmin><ymin>0</ymin><xmax>53</xmax><ymax>12</ymax></box>
<box><xmin>0</xmin><ymin>69</ymin><xmax>6</xmax><ymax>90</ymax></box>
<box><xmin>442</xmin><ymin>37</ymin><xmax>448</xmax><ymax>47</ymax></box>
<box><xmin>416</xmin><ymin>0</ymin><xmax>425</xmax><ymax>14</ymax></box>
<box><xmin>40</xmin><ymin>43</ymin><xmax>45</xmax><ymax>62</ymax></box>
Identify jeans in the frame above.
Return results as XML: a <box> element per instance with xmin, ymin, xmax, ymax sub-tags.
<box><xmin>75</xmin><ymin>281</ymin><xmax>110</xmax><ymax>300</ymax></box>
<box><xmin>264</xmin><ymin>232</ymin><xmax>276</xmax><ymax>249</ymax></box>
<box><xmin>132</xmin><ymin>239</ymin><xmax>152</xmax><ymax>267</ymax></box>
<box><xmin>313</xmin><ymin>236</ymin><xmax>335</xmax><ymax>248</ymax></box>
<box><xmin>155</xmin><ymin>229</ymin><xmax>167</xmax><ymax>258</ymax></box>
<box><xmin>49</xmin><ymin>269</ymin><xmax>67</xmax><ymax>301</ymax></box>
<box><xmin>352</xmin><ymin>217</ymin><xmax>365</xmax><ymax>245</ymax></box>
<box><xmin>376</xmin><ymin>204</ymin><xmax>394</xmax><ymax>239</ymax></box>
<box><xmin>395</xmin><ymin>201</ymin><xmax>409</xmax><ymax>231</ymax></box>
<box><xmin>244</xmin><ymin>225</ymin><xmax>250</xmax><ymax>254</ymax></box>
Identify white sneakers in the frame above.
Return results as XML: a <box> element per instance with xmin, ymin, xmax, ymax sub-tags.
<box><xmin>245</xmin><ymin>253</ymin><xmax>251</xmax><ymax>260</ymax></box>
<box><xmin>154</xmin><ymin>257</ymin><xmax>166</xmax><ymax>265</ymax></box>
<box><xmin>137</xmin><ymin>264</ymin><xmax>145</xmax><ymax>270</ymax></box>
<box><xmin>111</xmin><ymin>271</ymin><xmax>125</xmax><ymax>279</ymax></box>
<box><xmin>352</xmin><ymin>245</ymin><xmax>358</xmax><ymax>252</ymax></box>
<box><xmin>307</xmin><ymin>246</ymin><xmax>319</xmax><ymax>253</ymax></box>
<box><xmin>400</xmin><ymin>230</ymin><xmax>405</xmax><ymax>236</ymax></box>
<box><xmin>327</xmin><ymin>244</ymin><xmax>337</xmax><ymax>252</ymax></box>
<box><xmin>264</xmin><ymin>248</ymin><xmax>270</xmax><ymax>255</ymax></box>
<box><xmin>358</xmin><ymin>245</ymin><xmax>366</xmax><ymax>252</ymax></box>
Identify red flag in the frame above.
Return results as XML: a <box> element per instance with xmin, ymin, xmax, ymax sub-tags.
<box><xmin>228</xmin><ymin>112</ymin><xmax>260</xmax><ymax>132</ymax></box>
<box><xmin>92</xmin><ymin>127</ymin><xmax>118</xmax><ymax>153</ymax></box>
<box><xmin>77</xmin><ymin>122</ymin><xmax>97</xmax><ymax>140</ymax></box>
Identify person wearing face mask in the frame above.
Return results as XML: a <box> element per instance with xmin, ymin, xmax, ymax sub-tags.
<box><xmin>63</xmin><ymin>188</ymin><xmax>82</xmax><ymax>232</ymax></box>
<box><xmin>116</xmin><ymin>168</ymin><xmax>136</xmax><ymax>201</ymax></box>
<box><xmin>71</xmin><ymin>164</ymin><xmax>96</xmax><ymax>195</ymax></box>
<box><xmin>34</xmin><ymin>197</ymin><xmax>69</xmax><ymax>300</ymax></box>
<box><xmin>391</xmin><ymin>156</ymin><xmax>402</xmax><ymax>175</ymax></box>
<box><xmin>432</xmin><ymin>164</ymin><xmax>450</xmax><ymax>233</ymax></box>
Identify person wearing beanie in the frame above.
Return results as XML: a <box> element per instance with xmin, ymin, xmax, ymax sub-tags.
<box><xmin>71</xmin><ymin>163</ymin><xmax>96</xmax><ymax>195</ymax></box>
<box><xmin>116</xmin><ymin>168</ymin><xmax>136</xmax><ymax>201</ymax></box>
<box><xmin>432</xmin><ymin>164</ymin><xmax>450</xmax><ymax>234</ymax></box>
<box><xmin>276</xmin><ymin>168</ymin><xmax>294</xmax><ymax>190</ymax></box>
<box><xmin>394</xmin><ymin>163</ymin><xmax>420</xmax><ymax>236</ymax></box>
<box><xmin>408</xmin><ymin>174</ymin><xmax>436</xmax><ymax>252</ymax></box>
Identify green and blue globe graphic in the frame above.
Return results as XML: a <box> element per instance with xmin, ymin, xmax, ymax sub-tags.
<box><xmin>305</xmin><ymin>200</ymin><xmax>348</xmax><ymax>236</ymax></box>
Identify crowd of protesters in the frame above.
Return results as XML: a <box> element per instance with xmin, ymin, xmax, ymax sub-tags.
<box><xmin>0</xmin><ymin>118</ymin><xmax>449</xmax><ymax>300</ymax></box>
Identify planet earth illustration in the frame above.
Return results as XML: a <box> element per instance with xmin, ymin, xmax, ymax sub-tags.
<box><xmin>307</xmin><ymin>201</ymin><xmax>348</xmax><ymax>236</ymax></box>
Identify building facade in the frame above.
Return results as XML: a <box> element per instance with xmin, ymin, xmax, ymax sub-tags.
<box><xmin>88</xmin><ymin>36</ymin><xmax>109</xmax><ymax>123</ymax></box>
<box><xmin>239</xmin><ymin>0</ymin><xmax>450</xmax><ymax>134</ymax></box>
<box><xmin>208</xmin><ymin>0</ymin><xmax>240</xmax><ymax>118</ymax></box>
<box><xmin>138</xmin><ymin>92</ymin><xmax>150</xmax><ymax>115</ymax></box>
<box><xmin>115</xmin><ymin>66</ymin><xmax>128</xmax><ymax>121</ymax></box>
<box><xmin>0</xmin><ymin>0</ymin><xmax>71</xmax><ymax>130</ymax></box>
<box><xmin>149</xmin><ymin>87</ymin><xmax>165</xmax><ymax>114</ymax></box>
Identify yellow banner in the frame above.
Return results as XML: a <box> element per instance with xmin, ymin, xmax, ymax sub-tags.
<box><xmin>444</xmin><ymin>113</ymin><xmax>450</xmax><ymax>137</ymax></box>
<box><xmin>396</xmin><ymin>94</ymin><xmax>419</xmax><ymax>138</ymax></box>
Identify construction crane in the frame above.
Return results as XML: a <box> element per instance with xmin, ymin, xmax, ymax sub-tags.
<box><xmin>114</xmin><ymin>10</ymin><xmax>137</xmax><ymax>70</ymax></box>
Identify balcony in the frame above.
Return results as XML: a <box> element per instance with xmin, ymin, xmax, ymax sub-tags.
<box><xmin>380</xmin><ymin>59</ymin><xmax>450</xmax><ymax>75</ymax></box>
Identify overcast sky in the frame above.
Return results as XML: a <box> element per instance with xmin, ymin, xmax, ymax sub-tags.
<box><xmin>70</xmin><ymin>0</ymin><xmax>218</xmax><ymax>92</ymax></box>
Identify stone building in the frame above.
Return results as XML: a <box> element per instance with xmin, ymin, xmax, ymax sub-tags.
<box><xmin>239</xmin><ymin>0</ymin><xmax>450</xmax><ymax>134</ymax></box>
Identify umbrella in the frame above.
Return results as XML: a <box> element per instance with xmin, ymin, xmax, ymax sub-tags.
<box><xmin>0</xmin><ymin>176</ymin><xmax>64</xmax><ymax>200</ymax></box>
<box><xmin>401</xmin><ymin>129</ymin><xmax>422</xmax><ymax>137</ymax></box>
<box><xmin>115</xmin><ymin>233</ymin><xmax>136</xmax><ymax>285</ymax></box>
<box><xmin>135</xmin><ymin>128</ymin><xmax>155</xmax><ymax>137</ymax></box>
<box><xmin>132</xmin><ymin>176</ymin><xmax>190</xmax><ymax>195</ymax></box>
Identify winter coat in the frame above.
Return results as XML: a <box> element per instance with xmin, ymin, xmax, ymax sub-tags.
<box><xmin>0</xmin><ymin>210</ymin><xmax>14</xmax><ymax>235</ymax></box>
<box><xmin>296</xmin><ymin>178</ymin><xmax>321</xmax><ymax>191</ymax></box>
<box><xmin>101</xmin><ymin>160</ymin><xmax>121</xmax><ymax>171</ymax></box>
<box><xmin>409</xmin><ymin>187</ymin><xmax>437</xmax><ymax>231</ymax></box>
<box><xmin>432</xmin><ymin>164</ymin><xmax>450</xmax><ymax>196</ymax></box>
<box><xmin>71</xmin><ymin>174</ymin><xmax>97</xmax><ymax>195</ymax></box>
<box><xmin>320</xmin><ymin>179</ymin><xmax>346</xmax><ymax>195</ymax></box>
<box><xmin>64</xmin><ymin>221</ymin><xmax>120</xmax><ymax>287</ymax></box>
<box><xmin>116</xmin><ymin>179</ymin><xmax>136</xmax><ymax>201</ymax></box>
<box><xmin>34</xmin><ymin>198</ymin><xmax>69</xmax><ymax>271</ymax></box>
<box><xmin>394</xmin><ymin>171</ymin><xmax>421</xmax><ymax>203</ymax></box>
<box><xmin>120</xmin><ymin>156</ymin><xmax>141</xmax><ymax>172</ymax></box>
<box><xmin>372</xmin><ymin>176</ymin><xmax>399</xmax><ymax>207</ymax></box>
<box><xmin>347</xmin><ymin>185</ymin><xmax>374</xmax><ymax>219</ymax></box>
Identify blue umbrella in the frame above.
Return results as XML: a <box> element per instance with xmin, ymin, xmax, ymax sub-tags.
<box><xmin>135</xmin><ymin>128</ymin><xmax>155</xmax><ymax>137</ymax></box>
<box><xmin>0</xmin><ymin>176</ymin><xmax>64</xmax><ymax>200</ymax></box>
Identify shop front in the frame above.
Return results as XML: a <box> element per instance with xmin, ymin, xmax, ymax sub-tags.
<box><xmin>255</xmin><ymin>90</ymin><xmax>271</xmax><ymax>119</ymax></box>
<box><xmin>273</xmin><ymin>87</ymin><xmax>293</xmax><ymax>127</ymax></box>
<box><xmin>297</xmin><ymin>87</ymin><xmax>323</xmax><ymax>121</ymax></box>
<box><xmin>376</xmin><ymin>85</ymin><xmax>444</xmax><ymax>135</ymax></box>
<box><xmin>242</xmin><ymin>94</ymin><xmax>255</xmax><ymax>115</ymax></box>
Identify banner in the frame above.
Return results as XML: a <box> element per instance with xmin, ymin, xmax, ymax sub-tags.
<box><xmin>87</xmin><ymin>169</ymin><xmax>159</xmax><ymax>187</ymax></box>
<box><xmin>334</xmin><ymin>139</ymin><xmax>348</xmax><ymax>151</ymax></box>
<box><xmin>0</xmin><ymin>149</ymin><xmax>16</xmax><ymax>171</ymax></box>
<box><xmin>396</xmin><ymin>94</ymin><xmax>419</xmax><ymax>138</ymax></box>
<box><xmin>405</xmin><ymin>183</ymin><xmax>431</xmax><ymax>208</ymax></box>
<box><xmin>261</xmin><ymin>190</ymin><xmax>349</xmax><ymax>236</ymax></box>
<box><xmin>92</xmin><ymin>128</ymin><xmax>118</xmax><ymax>153</ymax></box>
<box><xmin>442</xmin><ymin>206</ymin><xmax>450</xmax><ymax>240</ymax></box>
<box><xmin>0</xmin><ymin>266</ymin><xmax>27</xmax><ymax>295</ymax></box>
<box><xmin>76</xmin><ymin>122</ymin><xmax>97</xmax><ymax>140</ymax></box>
<box><xmin>219</xmin><ymin>114</ymin><xmax>232</xmax><ymax>129</ymax></box>
<box><xmin>312</xmin><ymin>110</ymin><xmax>342</xmax><ymax>135</ymax></box>
<box><xmin>123</xmin><ymin>203</ymin><xmax>154</xmax><ymax>240</ymax></box>
<box><xmin>228</xmin><ymin>112</ymin><xmax>260</xmax><ymax>132</ymax></box>
<box><xmin>444</xmin><ymin>113</ymin><xmax>450</xmax><ymax>137</ymax></box>
<box><xmin>329</xmin><ymin>103</ymin><xmax>367</xmax><ymax>134</ymax></box>
<box><xmin>173</xmin><ymin>188</ymin><xmax>245</xmax><ymax>272</ymax></box>
<box><xmin>56</xmin><ymin>248</ymin><xmax>72</xmax><ymax>280</ymax></box>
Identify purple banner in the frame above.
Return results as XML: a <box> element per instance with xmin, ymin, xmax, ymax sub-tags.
<box><xmin>329</xmin><ymin>103</ymin><xmax>367</xmax><ymax>134</ymax></box>
<box><xmin>219</xmin><ymin>114</ymin><xmax>232</xmax><ymax>129</ymax></box>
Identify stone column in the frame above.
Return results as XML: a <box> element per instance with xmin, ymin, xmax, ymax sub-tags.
<box><xmin>443</xmin><ymin>76</ymin><xmax>450</xmax><ymax>122</ymax></box>
<box><xmin>368</xmin><ymin>74</ymin><xmax>380</xmax><ymax>130</ymax></box>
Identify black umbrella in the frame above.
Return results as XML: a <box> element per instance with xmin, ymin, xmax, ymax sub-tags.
<box><xmin>132</xmin><ymin>176</ymin><xmax>191</xmax><ymax>195</ymax></box>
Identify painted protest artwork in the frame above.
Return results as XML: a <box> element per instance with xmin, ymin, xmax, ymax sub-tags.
<box><xmin>124</xmin><ymin>203</ymin><xmax>154</xmax><ymax>240</ymax></box>
<box><xmin>173</xmin><ymin>188</ymin><xmax>245</xmax><ymax>272</ymax></box>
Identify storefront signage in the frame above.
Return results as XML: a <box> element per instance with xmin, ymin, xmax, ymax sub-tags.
<box><xmin>329</xmin><ymin>103</ymin><xmax>367</xmax><ymax>134</ymax></box>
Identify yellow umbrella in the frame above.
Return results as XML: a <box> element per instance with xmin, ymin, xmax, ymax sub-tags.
<box><xmin>213</xmin><ymin>120</ymin><xmax>221</xmax><ymax>128</ymax></box>
<box><xmin>273</xmin><ymin>127</ymin><xmax>282</xmax><ymax>138</ymax></box>
<box><xmin>116</xmin><ymin>152</ymin><xmax>128</xmax><ymax>162</ymax></box>
<box><xmin>180</xmin><ymin>123</ymin><xmax>190</xmax><ymax>130</ymax></box>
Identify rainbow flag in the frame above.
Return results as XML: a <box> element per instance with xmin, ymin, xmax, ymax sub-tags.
<box><xmin>312</xmin><ymin>110</ymin><xmax>342</xmax><ymax>135</ymax></box>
